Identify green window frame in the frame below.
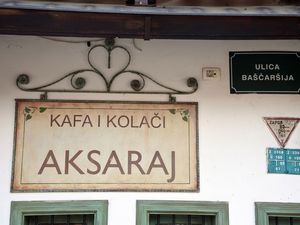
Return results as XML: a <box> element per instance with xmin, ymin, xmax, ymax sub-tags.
<box><xmin>256</xmin><ymin>202</ymin><xmax>300</xmax><ymax>225</ymax></box>
<box><xmin>10</xmin><ymin>200</ymin><xmax>108</xmax><ymax>225</ymax></box>
<box><xmin>136</xmin><ymin>200</ymin><xmax>229</xmax><ymax>225</ymax></box>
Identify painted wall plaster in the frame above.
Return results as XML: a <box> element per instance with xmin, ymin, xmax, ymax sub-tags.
<box><xmin>0</xmin><ymin>36</ymin><xmax>300</xmax><ymax>225</ymax></box>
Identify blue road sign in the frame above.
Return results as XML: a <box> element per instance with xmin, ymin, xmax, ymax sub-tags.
<box><xmin>268</xmin><ymin>148</ymin><xmax>300</xmax><ymax>174</ymax></box>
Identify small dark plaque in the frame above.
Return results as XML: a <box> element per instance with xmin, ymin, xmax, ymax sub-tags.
<box><xmin>230</xmin><ymin>52</ymin><xmax>300</xmax><ymax>94</ymax></box>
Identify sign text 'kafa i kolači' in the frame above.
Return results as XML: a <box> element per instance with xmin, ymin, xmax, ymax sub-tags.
<box><xmin>12</xmin><ymin>100</ymin><xmax>198</xmax><ymax>192</ymax></box>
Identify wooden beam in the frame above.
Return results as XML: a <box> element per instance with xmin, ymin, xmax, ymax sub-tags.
<box><xmin>0</xmin><ymin>8</ymin><xmax>299</xmax><ymax>39</ymax></box>
<box><xmin>22</xmin><ymin>0</ymin><xmax>300</xmax><ymax>6</ymax></box>
<box><xmin>150</xmin><ymin>15</ymin><xmax>300</xmax><ymax>39</ymax></box>
<box><xmin>0</xmin><ymin>8</ymin><xmax>145</xmax><ymax>38</ymax></box>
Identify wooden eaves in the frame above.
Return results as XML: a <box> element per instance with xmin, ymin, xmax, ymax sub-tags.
<box><xmin>0</xmin><ymin>2</ymin><xmax>299</xmax><ymax>39</ymax></box>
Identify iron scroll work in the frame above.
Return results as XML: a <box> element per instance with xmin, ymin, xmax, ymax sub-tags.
<box><xmin>16</xmin><ymin>38</ymin><xmax>198</xmax><ymax>101</ymax></box>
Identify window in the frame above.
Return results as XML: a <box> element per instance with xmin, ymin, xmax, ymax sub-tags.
<box><xmin>269</xmin><ymin>216</ymin><xmax>300</xmax><ymax>225</ymax></box>
<box><xmin>10</xmin><ymin>200</ymin><xmax>108</xmax><ymax>225</ymax></box>
<box><xmin>136</xmin><ymin>201</ymin><xmax>229</xmax><ymax>225</ymax></box>
<box><xmin>256</xmin><ymin>202</ymin><xmax>300</xmax><ymax>225</ymax></box>
<box><xmin>149</xmin><ymin>214</ymin><xmax>214</xmax><ymax>225</ymax></box>
<box><xmin>25</xmin><ymin>214</ymin><xmax>94</xmax><ymax>225</ymax></box>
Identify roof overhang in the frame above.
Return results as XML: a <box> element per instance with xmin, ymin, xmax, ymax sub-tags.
<box><xmin>0</xmin><ymin>1</ymin><xmax>299</xmax><ymax>39</ymax></box>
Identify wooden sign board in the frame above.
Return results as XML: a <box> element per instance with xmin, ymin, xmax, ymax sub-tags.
<box><xmin>12</xmin><ymin>100</ymin><xmax>198</xmax><ymax>192</ymax></box>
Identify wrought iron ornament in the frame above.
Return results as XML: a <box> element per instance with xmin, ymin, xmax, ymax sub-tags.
<box><xmin>16</xmin><ymin>38</ymin><xmax>198</xmax><ymax>100</ymax></box>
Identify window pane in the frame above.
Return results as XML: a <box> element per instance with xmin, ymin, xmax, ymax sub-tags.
<box><xmin>24</xmin><ymin>214</ymin><xmax>94</xmax><ymax>225</ymax></box>
<box><xmin>149</xmin><ymin>214</ymin><xmax>214</xmax><ymax>225</ymax></box>
<box><xmin>269</xmin><ymin>216</ymin><xmax>300</xmax><ymax>225</ymax></box>
<box><xmin>294</xmin><ymin>217</ymin><xmax>300</xmax><ymax>225</ymax></box>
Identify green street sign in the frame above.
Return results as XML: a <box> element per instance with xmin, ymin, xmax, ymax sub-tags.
<box><xmin>230</xmin><ymin>52</ymin><xmax>300</xmax><ymax>94</ymax></box>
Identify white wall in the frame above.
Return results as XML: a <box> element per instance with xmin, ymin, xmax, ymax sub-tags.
<box><xmin>1</xmin><ymin>35</ymin><xmax>300</xmax><ymax>225</ymax></box>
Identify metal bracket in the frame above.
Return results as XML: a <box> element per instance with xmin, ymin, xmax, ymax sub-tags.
<box><xmin>16</xmin><ymin>38</ymin><xmax>198</xmax><ymax>100</ymax></box>
<box><xmin>40</xmin><ymin>92</ymin><xmax>48</xmax><ymax>100</ymax></box>
<box><xmin>144</xmin><ymin>16</ymin><xmax>151</xmax><ymax>40</ymax></box>
<box><xmin>169</xmin><ymin>95</ymin><xmax>176</xmax><ymax>103</ymax></box>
